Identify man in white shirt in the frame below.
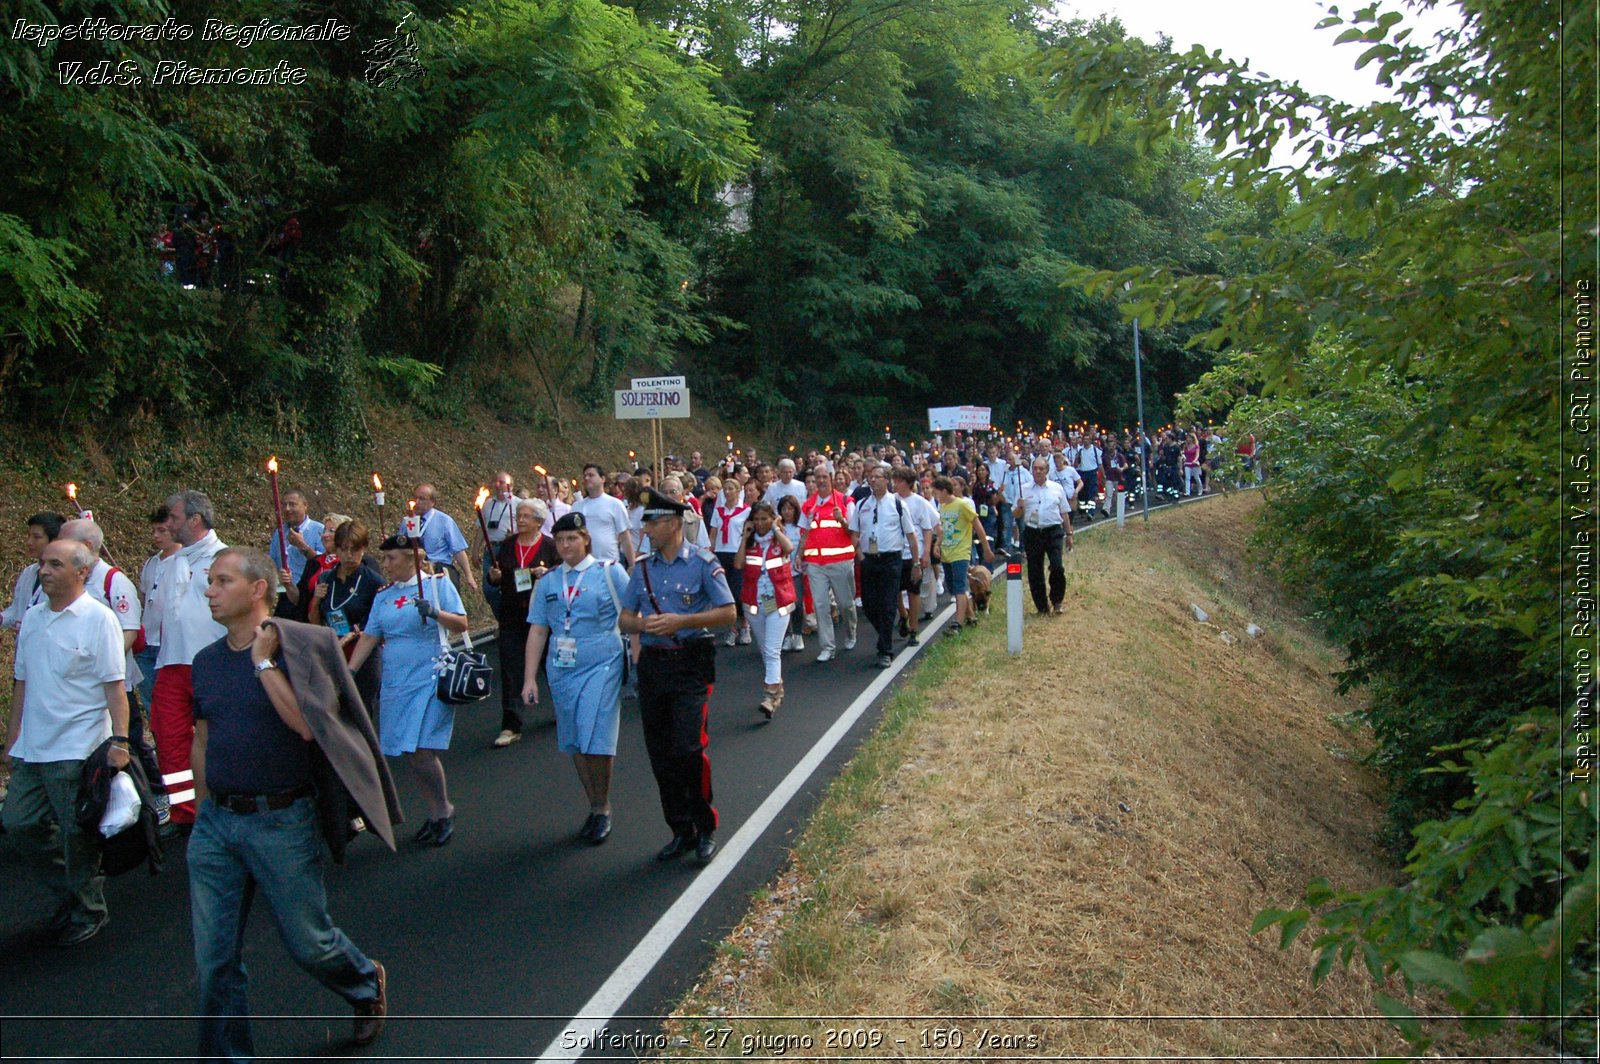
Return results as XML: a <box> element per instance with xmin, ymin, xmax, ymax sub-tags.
<box><xmin>150</xmin><ymin>490</ymin><xmax>229</xmax><ymax>833</ymax></box>
<box><xmin>2</xmin><ymin>512</ymin><xmax>64</xmax><ymax>633</ymax></box>
<box><xmin>268</xmin><ymin>490</ymin><xmax>324</xmax><ymax>590</ymax></box>
<box><xmin>477</xmin><ymin>471</ymin><xmax>518</xmax><ymax>613</ymax></box>
<box><xmin>62</xmin><ymin>518</ymin><xmax>168</xmax><ymax>823</ymax></box>
<box><xmin>571</xmin><ymin>463</ymin><xmax>637</xmax><ymax>567</ymax></box>
<box><xmin>1014</xmin><ymin>457</ymin><xmax>1074</xmax><ymax>615</ymax></box>
<box><xmin>892</xmin><ymin>468</ymin><xmax>939</xmax><ymax>644</ymax></box>
<box><xmin>848</xmin><ymin>467</ymin><xmax>922</xmax><ymax>668</ymax></box>
<box><xmin>762</xmin><ymin>459</ymin><xmax>809</xmax><ymax>512</ymax></box>
<box><xmin>3</xmin><ymin>538</ymin><xmax>129</xmax><ymax>946</ymax></box>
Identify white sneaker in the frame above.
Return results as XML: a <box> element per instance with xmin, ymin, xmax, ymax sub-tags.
<box><xmin>816</xmin><ymin>648</ymin><xmax>834</xmax><ymax>662</ymax></box>
<box><xmin>723</xmin><ymin>630</ymin><xmax>737</xmax><ymax>647</ymax></box>
<box><xmin>792</xmin><ymin>635</ymin><xmax>804</xmax><ymax>652</ymax></box>
<box><xmin>738</xmin><ymin>628</ymin><xmax>752</xmax><ymax>646</ymax></box>
<box><xmin>843</xmin><ymin>636</ymin><xmax>857</xmax><ymax>651</ymax></box>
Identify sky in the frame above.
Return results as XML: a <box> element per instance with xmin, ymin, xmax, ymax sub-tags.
<box><xmin>1058</xmin><ymin>0</ymin><xmax>1462</xmax><ymax>106</ymax></box>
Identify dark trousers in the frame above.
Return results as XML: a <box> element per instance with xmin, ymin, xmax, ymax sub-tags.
<box><xmin>1021</xmin><ymin>525</ymin><xmax>1066</xmax><ymax>613</ymax></box>
<box><xmin>497</xmin><ymin>617</ymin><xmax>530</xmax><ymax>733</ymax></box>
<box><xmin>859</xmin><ymin>553</ymin><xmax>902</xmax><ymax>656</ymax></box>
<box><xmin>637</xmin><ymin>652</ymin><xmax>718</xmax><ymax>838</ymax></box>
<box><xmin>126</xmin><ymin>688</ymin><xmax>165</xmax><ymax>796</ymax></box>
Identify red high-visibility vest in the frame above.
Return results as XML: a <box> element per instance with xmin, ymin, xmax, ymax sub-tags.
<box><xmin>800</xmin><ymin>492</ymin><xmax>855</xmax><ymax>565</ymax></box>
<box><xmin>741</xmin><ymin>536</ymin><xmax>798</xmax><ymax>616</ymax></box>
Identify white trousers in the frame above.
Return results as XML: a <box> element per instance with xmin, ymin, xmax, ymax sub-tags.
<box><xmin>747</xmin><ymin>604</ymin><xmax>788</xmax><ymax>685</ymax></box>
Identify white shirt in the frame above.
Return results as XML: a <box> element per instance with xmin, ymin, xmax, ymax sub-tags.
<box><xmin>1076</xmin><ymin>444</ymin><xmax>1102</xmax><ymax>473</ymax></box>
<box><xmin>138</xmin><ymin>551</ymin><xmax>168</xmax><ymax>642</ymax></box>
<box><xmin>762</xmin><ymin>479</ymin><xmax>808</xmax><ymax>513</ymax></box>
<box><xmin>483</xmin><ymin>494</ymin><xmax>518</xmax><ymax>546</ymax></box>
<box><xmin>87</xmin><ymin>559</ymin><xmax>143</xmax><ymax>693</ymax></box>
<box><xmin>11</xmin><ymin>591</ymin><xmax>124</xmax><ymax>762</ymax></box>
<box><xmin>897</xmin><ymin>491</ymin><xmax>940</xmax><ymax>561</ymax></box>
<box><xmin>1000</xmin><ymin>463</ymin><xmax>1030</xmax><ymax>504</ymax></box>
<box><xmin>154</xmin><ymin>530</ymin><xmax>228</xmax><ymax>668</ymax></box>
<box><xmin>540</xmin><ymin>499</ymin><xmax>572</xmax><ymax>537</ymax></box>
<box><xmin>707</xmin><ymin>497</ymin><xmax>752</xmax><ymax>552</ymax></box>
<box><xmin>1017</xmin><ymin>479</ymin><xmax>1072</xmax><ymax>529</ymax></box>
<box><xmin>848</xmin><ymin>491</ymin><xmax>920</xmax><ymax>560</ymax></box>
<box><xmin>2</xmin><ymin>562</ymin><xmax>42</xmax><ymax>631</ymax></box>
<box><xmin>1049</xmin><ymin>463</ymin><xmax>1082</xmax><ymax>499</ymax></box>
<box><xmin>571</xmin><ymin>493</ymin><xmax>632</xmax><ymax>563</ymax></box>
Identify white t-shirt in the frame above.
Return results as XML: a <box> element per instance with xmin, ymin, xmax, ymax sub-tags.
<box><xmin>11</xmin><ymin>591</ymin><xmax>124</xmax><ymax>761</ymax></box>
<box><xmin>87</xmin><ymin>560</ymin><xmax>143</xmax><ymax>693</ymax></box>
<box><xmin>2</xmin><ymin>562</ymin><xmax>42</xmax><ymax>632</ymax></box>
<box><xmin>763</xmin><ymin>478</ymin><xmax>808</xmax><ymax>513</ymax></box>
<box><xmin>899</xmin><ymin>491</ymin><xmax>940</xmax><ymax>561</ymax></box>
<box><xmin>571</xmin><ymin>493</ymin><xmax>633</xmax><ymax>563</ymax></box>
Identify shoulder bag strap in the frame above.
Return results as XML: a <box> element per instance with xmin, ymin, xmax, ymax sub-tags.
<box><xmin>599</xmin><ymin>562</ymin><xmax>625</xmax><ymax>637</ymax></box>
<box><xmin>431</xmin><ymin>574</ymin><xmax>473</xmax><ymax>653</ymax></box>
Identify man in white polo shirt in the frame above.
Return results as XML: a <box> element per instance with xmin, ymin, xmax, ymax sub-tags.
<box><xmin>150</xmin><ymin>490</ymin><xmax>228</xmax><ymax>835</ymax></box>
<box><xmin>848</xmin><ymin>467</ymin><xmax>922</xmax><ymax>669</ymax></box>
<box><xmin>3</xmin><ymin>538</ymin><xmax>129</xmax><ymax>947</ymax></box>
<box><xmin>1014</xmin><ymin>457</ymin><xmax>1074</xmax><ymax>615</ymax></box>
<box><xmin>572</xmin><ymin>463</ymin><xmax>636</xmax><ymax>568</ymax></box>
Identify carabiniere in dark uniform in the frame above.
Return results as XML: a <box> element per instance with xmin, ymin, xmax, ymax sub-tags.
<box><xmin>619</xmin><ymin>489</ymin><xmax>737</xmax><ymax>864</ymax></box>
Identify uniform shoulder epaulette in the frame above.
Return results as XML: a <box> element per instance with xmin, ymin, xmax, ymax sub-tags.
<box><xmin>694</xmin><ymin>545</ymin><xmax>717</xmax><ymax>562</ymax></box>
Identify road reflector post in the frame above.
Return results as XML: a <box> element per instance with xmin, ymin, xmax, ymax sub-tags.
<box><xmin>1007</xmin><ymin>559</ymin><xmax>1023</xmax><ymax>655</ymax></box>
<box><xmin>1117</xmin><ymin>490</ymin><xmax>1127</xmax><ymax>527</ymax></box>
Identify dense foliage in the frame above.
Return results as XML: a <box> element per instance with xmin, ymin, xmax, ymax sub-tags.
<box><xmin>1042</xmin><ymin>0</ymin><xmax>1594</xmax><ymax>1053</ymax></box>
<box><xmin>0</xmin><ymin>0</ymin><xmax>1234</xmax><ymax>448</ymax></box>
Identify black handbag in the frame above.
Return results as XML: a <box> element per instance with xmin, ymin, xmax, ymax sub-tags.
<box><xmin>433</xmin><ymin>601</ymin><xmax>492</xmax><ymax>705</ymax></box>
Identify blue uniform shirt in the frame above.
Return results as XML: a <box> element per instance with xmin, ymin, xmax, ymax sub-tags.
<box><xmin>415</xmin><ymin>508</ymin><xmax>469</xmax><ymax>565</ymax></box>
<box><xmin>622</xmin><ymin>541</ymin><xmax>734</xmax><ymax>648</ymax></box>
<box><xmin>269</xmin><ymin>517</ymin><xmax>325</xmax><ymax>586</ymax></box>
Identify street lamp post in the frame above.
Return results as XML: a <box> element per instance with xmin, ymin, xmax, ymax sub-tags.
<box><xmin>1129</xmin><ymin>286</ymin><xmax>1151</xmax><ymax>524</ymax></box>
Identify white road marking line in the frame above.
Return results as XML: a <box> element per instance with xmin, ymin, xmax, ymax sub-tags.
<box><xmin>536</xmin><ymin>601</ymin><xmax>956</xmax><ymax>1062</ymax></box>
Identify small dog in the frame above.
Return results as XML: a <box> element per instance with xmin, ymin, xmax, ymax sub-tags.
<box><xmin>967</xmin><ymin>564</ymin><xmax>993</xmax><ymax>613</ymax></box>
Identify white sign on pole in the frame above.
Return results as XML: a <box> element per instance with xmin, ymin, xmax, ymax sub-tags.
<box><xmin>615</xmin><ymin>387</ymin><xmax>692</xmax><ymax>420</ymax></box>
<box><xmin>630</xmin><ymin>375</ymin><xmax>686</xmax><ymax>391</ymax></box>
<box><xmin>927</xmin><ymin>405</ymin><xmax>992</xmax><ymax>431</ymax></box>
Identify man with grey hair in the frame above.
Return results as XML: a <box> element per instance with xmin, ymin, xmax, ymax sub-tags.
<box><xmin>149</xmin><ymin>491</ymin><xmax>228</xmax><ymax>834</ymax></box>
<box><xmin>762</xmin><ymin>458</ymin><xmax>807</xmax><ymax>513</ymax></box>
<box><xmin>3</xmin><ymin>538</ymin><xmax>129</xmax><ymax>946</ymax></box>
<box><xmin>60</xmin><ymin>518</ymin><xmax>168</xmax><ymax>822</ymax></box>
<box><xmin>661</xmin><ymin>476</ymin><xmax>710</xmax><ymax>550</ymax></box>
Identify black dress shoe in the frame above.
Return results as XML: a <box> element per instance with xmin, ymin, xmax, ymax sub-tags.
<box><xmin>431</xmin><ymin>816</ymin><xmax>454</xmax><ymax>846</ymax></box>
<box><xmin>412</xmin><ymin>819</ymin><xmax>438</xmax><ymax>843</ymax></box>
<box><xmin>587</xmin><ymin>813</ymin><xmax>611</xmax><ymax>844</ymax></box>
<box><xmin>656</xmin><ymin>834</ymin><xmax>697</xmax><ymax>861</ymax></box>
<box><xmin>578</xmin><ymin>813</ymin><xmax>599</xmax><ymax>840</ymax></box>
<box><xmin>696</xmin><ymin>834</ymin><xmax>717</xmax><ymax>863</ymax></box>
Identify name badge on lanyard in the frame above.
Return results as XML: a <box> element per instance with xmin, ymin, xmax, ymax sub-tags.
<box><xmin>326</xmin><ymin>608</ymin><xmax>352</xmax><ymax>638</ymax></box>
<box><xmin>553</xmin><ymin>635</ymin><xmax>578</xmax><ymax>668</ymax></box>
<box><xmin>514</xmin><ymin>567</ymin><xmax>534</xmax><ymax>592</ymax></box>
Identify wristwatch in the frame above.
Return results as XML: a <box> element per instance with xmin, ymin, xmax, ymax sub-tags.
<box><xmin>254</xmin><ymin>658</ymin><xmax>279</xmax><ymax>674</ymax></box>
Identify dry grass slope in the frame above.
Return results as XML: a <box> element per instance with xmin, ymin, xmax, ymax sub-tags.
<box><xmin>658</xmin><ymin>493</ymin><xmax>1493</xmax><ymax>1061</ymax></box>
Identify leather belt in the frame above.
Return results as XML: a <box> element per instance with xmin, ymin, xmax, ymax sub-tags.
<box><xmin>212</xmin><ymin>784</ymin><xmax>314</xmax><ymax>815</ymax></box>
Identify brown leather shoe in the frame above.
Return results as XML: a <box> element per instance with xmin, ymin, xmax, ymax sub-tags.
<box><xmin>353</xmin><ymin>960</ymin><xmax>386</xmax><ymax>1046</ymax></box>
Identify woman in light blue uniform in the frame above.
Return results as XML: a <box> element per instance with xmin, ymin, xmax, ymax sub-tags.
<box><xmin>349</xmin><ymin>533</ymin><xmax>469</xmax><ymax>847</ymax></box>
<box><xmin>522</xmin><ymin>512</ymin><xmax>627</xmax><ymax>844</ymax></box>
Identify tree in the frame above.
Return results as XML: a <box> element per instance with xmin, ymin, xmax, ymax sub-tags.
<box><xmin>1040</xmin><ymin>0</ymin><xmax>1594</xmax><ymax>1053</ymax></box>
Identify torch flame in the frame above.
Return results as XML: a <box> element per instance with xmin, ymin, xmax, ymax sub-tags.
<box><xmin>533</xmin><ymin>464</ymin><xmax>547</xmax><ymax>477</ymax></box>
<box><xmin>66</xmin><ymin>482</ymin><xmax>78</xmax><ymax>501</ymax></box>
<box><xmin>267</xmin><ymin>456</ymin><xmax>279</xmax><ymax>474</ymax></box>
<box><xmin>474</xmin><ymin>486</ymin><xmax>490</xmax><ymax>510</ymax></box>
<box><xmin>408</xmin><ymin>500</ymin><xmax>416</xmax><ymax>513</ymax></box>
<box><xmin>372</xmin><ymin>473</ymin><xmax>383</xmax><ymax>491</ymax></box>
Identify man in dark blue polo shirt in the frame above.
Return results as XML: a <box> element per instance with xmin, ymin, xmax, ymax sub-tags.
<box><xmin>619</xmin><ymin>490</ymin><xmax>736</xmax><ymax>864</ymax></box>
<box><xmin>187</xmin><ymin>547</ymin><xmax>386</xmax><ymax>1060</ymax></box>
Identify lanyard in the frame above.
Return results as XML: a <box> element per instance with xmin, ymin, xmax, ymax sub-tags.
<box><xmin>515</xmin><ymin>536</ymin><xmax>543</xmax><ymax>569</ymax></box>
<box><xmin>560</xmin><ymin>565</ymin><xmax>584</xmax><ymax>628</ymax></box>
<box><xmin>329</xmin><ymin>567</ymin><xmax>367</xmax><ymax>614</ymax></box>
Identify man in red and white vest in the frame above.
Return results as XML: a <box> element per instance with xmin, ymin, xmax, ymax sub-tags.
<box><xmin>797</xmin><ymin>468</ymin><xmax>857</xmax><ymax>662</ymax></box>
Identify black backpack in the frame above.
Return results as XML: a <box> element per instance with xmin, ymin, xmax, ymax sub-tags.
<box><xmin>76</xmin><ymin>739</ymin><xmax>165</xmax><ymax>877</ymax></box>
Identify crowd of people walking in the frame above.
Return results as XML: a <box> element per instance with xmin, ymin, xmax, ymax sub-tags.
<box><xmin>0</xmin><ymin>421</ymin><xmax>1257</xmax><ymax>1058</ymax></box>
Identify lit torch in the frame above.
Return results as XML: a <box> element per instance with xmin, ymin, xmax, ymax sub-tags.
<box><xmin>473</xmin><ymin>486</ymin><xmax>492</xmax><ymax>552</ymax></box>
<box><xmin>372</xmin><ymin>472</ymin><xmax>386</xmax><ymax>536</ymax></box>
<box><xmin>64</xmin><ymin>482</ymin><xmax>86</xmax><ymax>519</ymax></box>
<box><xmin>267</xmin><ymin>456</ymin><xmax>288</xmax><ymax>573</ymax></box>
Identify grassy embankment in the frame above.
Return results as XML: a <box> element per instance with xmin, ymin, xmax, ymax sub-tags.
<box><xmin>0</xmin><ymin>399</ymin><xmax>762</xmax><ymax>739</ymax></box>
<box><xmin>656</xmin><ymin>492</ymin><xmax>1512</xmax><ymax>1060</ymax></box>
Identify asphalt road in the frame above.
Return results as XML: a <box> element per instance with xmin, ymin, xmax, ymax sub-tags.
<box><xmin>0</xmin><ymin>581</ymin><xmax>961</xmax><ymax>1062</ymax></box>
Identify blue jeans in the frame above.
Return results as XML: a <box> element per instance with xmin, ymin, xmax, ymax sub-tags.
<box><xmin>134</xmin><ymin>644</ymin><xmax>159</xmax><ymax>709</ymax></box>
<box><xmin>188</xmin><ymin>796</ymin><xmax>379</xmax><ymax>1062</ymax></box>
